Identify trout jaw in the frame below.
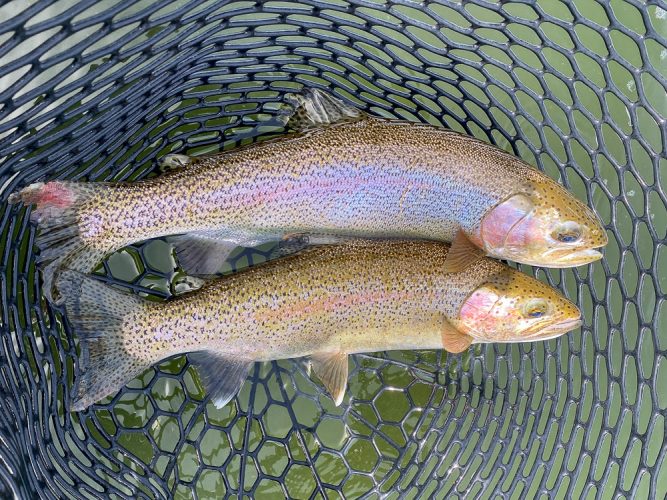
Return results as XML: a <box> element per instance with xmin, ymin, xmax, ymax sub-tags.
<box><xmin>523</xmin><ymin>316</ymin><xmax>582</xmax><ymax>341</ymax></box>
<box><xmin>533</xmin><ymin>247</ymin><xmax>604</xmax><ymax>267</ymax></box>
<box><xmin>490</xmin><ymin>244</ymin><xmax>605</xmax><ymax>268</ymax></box>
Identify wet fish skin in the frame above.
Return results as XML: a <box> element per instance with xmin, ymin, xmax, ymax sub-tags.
<box><xmin>9</xmin><ymin>90</ymin><xmax>606</xmax><ymax>302</ymax></box>
<box><xmin>73</xmin><ymin>119</ymin><xmax>600</xmax><ymax>249</ymax></box>
<box><xmin>59</xmin><ymin>240</ymin><xmax>582</xmax><ymax>411</ymax></box>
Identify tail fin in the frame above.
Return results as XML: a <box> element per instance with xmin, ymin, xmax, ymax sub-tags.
<box><xmin>57</xmin><ymin>271</ymin><xmax>150</xmax><ymax>412</ymax></box>
<box><xmin>9</xmin><ymin>181</ymin><xmax>111</xmax><ymax>303</ymax></box>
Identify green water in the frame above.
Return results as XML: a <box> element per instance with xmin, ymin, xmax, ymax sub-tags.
<box><xmin>4</xmin><ymin>0</ymin><xmax>666</xmax><ymax>498</ymax></box>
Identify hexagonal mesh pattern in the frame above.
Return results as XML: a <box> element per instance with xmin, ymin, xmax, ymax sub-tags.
<box><xmin>0</xmin><ymin>1</ymin><xmax>665</xmax><ymax>498</ymax></box>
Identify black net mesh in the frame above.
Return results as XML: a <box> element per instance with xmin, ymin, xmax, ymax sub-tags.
<box><xmin>1</xmin><ymin>0</ymin><xmax>666</xmax><ymax>498</ymax></box>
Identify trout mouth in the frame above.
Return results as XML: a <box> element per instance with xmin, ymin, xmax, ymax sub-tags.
<box><xmin>538</xmin><ymin>247</ymin><xmax>604</xmax><ymax>267</ymax></box>
<box><xmin>492</xmin><ymin>246</ymin><xmax>603</xmax><ymax>268</ymax></box>
<box><xmin>528</xmin><ymin>317</ymin><xmax>582</xmax><ymax>340</ymax></box>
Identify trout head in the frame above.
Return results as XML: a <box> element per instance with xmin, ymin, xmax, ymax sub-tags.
<box><xmin>450</xmin><ymin>267</ymin><xmax>582</xmax><ymax>343</ymax></box>
<box><xmin>470</xmin><ymin>177</ymin><xmax>607</xmax><ymax>267</ymax></box>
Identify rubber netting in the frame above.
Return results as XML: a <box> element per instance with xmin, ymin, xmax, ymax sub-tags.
<box><xmin>0</xmin><ymin>0</ymin><xmax>665</xmax><ymax>498</ymax></box>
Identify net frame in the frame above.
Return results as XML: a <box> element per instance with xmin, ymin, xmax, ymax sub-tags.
<box><xmin>0</xmin><ymin>0</ymin><xmax>665</xmax><ymax>498</ymax></box>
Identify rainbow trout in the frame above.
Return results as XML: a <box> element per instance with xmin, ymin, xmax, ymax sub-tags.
<box><xmin>10</xmin><ymin>89</ymin><xmax>606</xmax><ymax>302</ymax></box>
<box><xmin>60</xmin><ymin>240</ymin><xmax>582</xmax><ymax>411</ymax></box>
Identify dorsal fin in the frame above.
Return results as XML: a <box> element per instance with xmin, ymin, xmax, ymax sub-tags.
<box><xmin>168</xmin><ymin>232</ymin><xmax>278</xmax><ymax>277</ymax></box>
<box><xmin>280</xmin><ymin>89</ymin><xmax>367</xmax><ymax>131</ymax></box>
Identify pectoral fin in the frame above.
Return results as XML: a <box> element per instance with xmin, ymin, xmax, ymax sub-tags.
<box><xmin>280</xmin><ymin>88</ymin><xmax>366</xmax><ymax>131</ymax></box>
<box><xmin>310</xmin><ymin>352</ymin><xmax>349</xmax><ymax>406</ymax></box>
<box><xmin>441</xmin><ymin>319</ymin><xmax>473</xmax><ymax>353</ymax></box>
<box><xmin>443</xmin><ymin>229</ymin><xmax>486</xmax><ymax>274</ymax></box>
<box><xmin>189</xmin><ymin>351</ymin><xmax>253</xmax><ymax>408</ymax></box>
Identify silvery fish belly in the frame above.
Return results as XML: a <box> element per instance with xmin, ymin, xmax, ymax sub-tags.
<box><xmin>10</xmin><ymin>89</ymin><xmax>607</xmax><ymax>302</ymax></box>
<box><xmin>58</xmin><ymin>240</ymin><xmax>582</xmax><ymax>411</ymax></box>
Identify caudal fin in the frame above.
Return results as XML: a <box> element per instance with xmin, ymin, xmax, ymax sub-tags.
<box><xmin>57</xmin><ymin>271</ymin><xmax>150</xmax><ymax>412</ymax></box>
<box><xmin>9</xmin><ymin>181</ymin><xmax>110</xmax><ymax>303</ymax></box>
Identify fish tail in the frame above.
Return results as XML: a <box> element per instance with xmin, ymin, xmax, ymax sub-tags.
<box><xmin>57</xmin><ymin>271</ymin><xmax>149</xmax><ymax>412</ymax></box>
<box><xmin>9</xmin><ymin>181</ymin><xmax>110</xmax><ymax>303</ymax></box>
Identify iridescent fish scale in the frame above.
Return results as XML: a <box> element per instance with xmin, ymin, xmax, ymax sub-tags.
<box><xmin>120</xmin><ymin>241</ymin><xmax>568</xmax><ymax>363</ymax></box>
<box><xmin>79</xmin><ymin>120</ymin><xmax>530</xmax><ymax>248</ymax></box>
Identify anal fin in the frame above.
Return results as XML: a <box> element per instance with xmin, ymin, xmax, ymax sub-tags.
<box><xmin>310</xmin><ymin>352</ymin><xmax>349</xmax><ymax>406</ymax></box>
<box><xmin>169</xmin><ymin>232</ymin><xmax>283</xmax><ymax>277</ymax></box>
<box><xmin>189</xmin><ymin>351</ymin><xmax>253</xmax><ymax>409</ymax></box>
<box><xmin>443</xmin><ymin>229</ymin><xmax>486</xmax><ymax>274</ymax></box>
<box><xmin>169</xmin><ymin>233</ymin><xmax>242</xmax><ymax>277</ymax></box>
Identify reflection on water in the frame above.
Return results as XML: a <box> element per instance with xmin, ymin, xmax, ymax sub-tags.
<box><xmin>151</xmin><ymin>415</ymin><xmax>180</xmax><ymax>453</ymax></box>
<box><xmin>113</xmin><ymin>392</ymin><xmax>154</xmax><ymax>428</ymax></box>
<box><xmin>151</xmin><ymin>377</ymin><xmax>186</xmax><ymax>413</ymax></box>
<box><xmin>200</xmin><ymin>428</ymin><xmax>232</xmax><ymax>466</ymax></box>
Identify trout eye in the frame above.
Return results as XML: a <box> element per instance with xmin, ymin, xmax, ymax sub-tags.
<box><xmin>523</xmin><ymin>299</ymin><xmax>549</xmax><ymax>319</ymax></box>
<box><xmin>552</xmin><ymin>221</ymin><xmax>581</xmax><ymax>243</ymax></box>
